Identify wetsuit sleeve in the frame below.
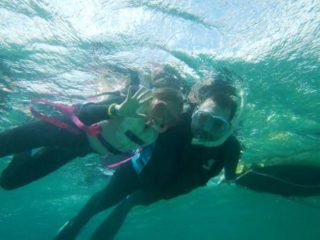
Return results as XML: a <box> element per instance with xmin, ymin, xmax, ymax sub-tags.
<box><xmin>76</xmin><ymin>95</ymin><xmax>124</xmax><ymax>125</ymax></box>
<box><xmin>223</xmin><ymin>136</ymin><xmax>241</xmax><ymax>181</ymax></box>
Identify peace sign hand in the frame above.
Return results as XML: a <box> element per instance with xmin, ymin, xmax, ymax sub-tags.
<box><xmin>115</xmin><ymin>86</ymin><xmax>152</xmax><ymax>118</ymax></box>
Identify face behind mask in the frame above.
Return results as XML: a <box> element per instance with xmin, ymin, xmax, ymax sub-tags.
<box><xmin>191</xmin><ymin>89</ymin><xmax>245</xmax><ymax>147</ymax></box>
<box><xmin>191</xmin><ymin>110</ymin><xmax>231</xmax><ymax>139</ymax></box>
<box><xmin>191</xmin><ymin>110</ymin><xmax>233</xmax><ymax>147</ymax></box>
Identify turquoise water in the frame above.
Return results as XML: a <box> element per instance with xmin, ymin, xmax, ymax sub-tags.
<box><xmin>1</xmin><ymin>0</ymin><xmax>320</xmax><ymax>239</ymax></box>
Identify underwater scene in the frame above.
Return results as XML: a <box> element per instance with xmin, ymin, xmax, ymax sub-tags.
<box><xmin>0</xmin><ymin>0</ymin><xmax>320</xmax><ymax>239</ymax></box>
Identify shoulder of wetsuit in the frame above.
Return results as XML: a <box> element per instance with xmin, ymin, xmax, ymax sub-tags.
<box><xmin>221</xmin><ymin>135</ymin><xmax>241</xmax><ymax>152</ymax></box>
<box><xmin>156</xmin><ymin>112</ymin><xmax>192</xmax><ymax>148</ymax></box>
<box><xmin>170</xmin><ymin>112</ymin><xmax>192</xmax><ymax>132</ymax></box>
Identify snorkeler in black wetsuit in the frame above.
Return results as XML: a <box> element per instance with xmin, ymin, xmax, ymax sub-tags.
<box><xmin>0</xmin><ymin>100</ymin><xmax>118</xmax><ymax>190</ymax></box>
<box><xmin>54</xmin><ymin>76</ymin><xmax>243</xmax><ymax>240</ymax></box>
<box><xmin>235</xmin><ymin>163</ymin><xmax>320</xmax><ymax>197</ymax></box>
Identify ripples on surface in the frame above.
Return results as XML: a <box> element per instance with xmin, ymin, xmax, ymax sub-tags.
<box><xmin>1</xmin><ymin>0</ymin><xmax>319</xmax><ymax>164</ymax></box>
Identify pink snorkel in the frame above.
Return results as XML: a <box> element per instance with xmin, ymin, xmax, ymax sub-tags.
<box><xmin>106</xmin><ymin>149</ymin><xmax>142</xmax><ymax>169</ymax></box>
<box><xmin>30</xmin><ymin>99</ymin><xmax>101</xmax><ymax>136</ymax></box>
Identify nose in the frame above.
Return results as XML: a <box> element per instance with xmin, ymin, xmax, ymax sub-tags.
<box><xmin>191</xmin><ymin>125</ymin><xmax>211</xmax><ymax>139</ymax></box>
<box><xmin>196</xmin><ymin>112</ymin><xmax>215</xmax><ymax>131</ymax></box>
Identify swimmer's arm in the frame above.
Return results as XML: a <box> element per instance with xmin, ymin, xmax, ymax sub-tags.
<box><xmin>79</xmin><ymin>86</ymin><xmax>150</xmax><ymax>123</ymax></box>
<box><xmin>223</xmin><ymin>139</ymin><xmax>241</xmax><ymax>181</ymax></box>
<box><xmin>77</xmin><ymin>102</ymin><xmax>122</xmax><ymax>123</ymax></box>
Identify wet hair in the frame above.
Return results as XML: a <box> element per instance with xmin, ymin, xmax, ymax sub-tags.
<box><xmin>152</xmin><ymin>87</ymin><xmax>184</xmax><ymax>126</ymax></box>
<box><xmin>188</xmin><ymin>79</ymin><xmax>237</xmax><ymax>120</ymax></box>
<box><xmin>152</xmin><ymin>65</ymin><xmax>184</xmax><ymax>90</ymax></box>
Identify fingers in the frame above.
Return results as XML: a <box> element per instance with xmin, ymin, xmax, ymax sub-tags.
<box><xmin>125</xmin><ymin>86</ymin><xmax>134</xmax><ymax>100</ymax></box>
<box><xmin>132</xmin><ymin>86</ymin><xmax>152</xmax><ymax>103</ymax></box>
<box><xmin>132</xmin><ymin>86</ymin><xmax>145</xmax><ymax>99</ymax></box>
<box><xmin>139</xmin><ymin>93</ymin><xmax>153</xmax><ymax>105</ymax></box>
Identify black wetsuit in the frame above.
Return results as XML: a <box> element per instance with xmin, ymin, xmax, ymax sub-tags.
<box><xmin>0</xmin><ymin>93</ymin><xmax>124</xmax><ymax>190</ymax></box>
<box><xmin>235</xmin><ymin>164</ymin><xmax>320</xmax><ymax>197</ymax></box>
<box><xmin>54</xmin><ymin>112</ymin><xmax>241</xmax><ymax>240</ymax></box>
<box><xmin>137</xmin><ymin>112</ymin><xmax>240</xmax><ymax>200</ymax></box>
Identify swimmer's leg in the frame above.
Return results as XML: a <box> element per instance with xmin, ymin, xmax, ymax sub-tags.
<box><xmin>235</xmin><ymin>166</ymin><xmax>320</xmax><ymax>197</ymax></box>
<box><xmin>90</xmin><ymin>190</ymin><xmax>156</xmax><ymax>240</ymax></box>
<box><xmin>0</xmin><ymin>146</ymin><xmax>87</xmax><ymax>190</ymax></box>
<box><xmin>54</xmin><ymin>163</ymin><xmax>139</xmax><ymax>240</ymax></box>
<box><xmin>0</xmin><ymin>120</ymin><xmax>84</xmax><ymax>157</ymax></box>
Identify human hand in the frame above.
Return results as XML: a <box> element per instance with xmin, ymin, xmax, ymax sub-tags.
<box><xmin>217</xmin><ymin>175</ymin><xmax>235</xmax><ymax>185</ymax></box>
<box><xmin>116</xmin><ymin>86</ymin><xmax>152</xmax><ymax>118</ymax></box>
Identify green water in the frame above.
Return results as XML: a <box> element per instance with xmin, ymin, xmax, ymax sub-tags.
<box><xmin>1</xmin><ymin>0</ymin><xmax>320</xmax><ymax>239</ymax></box>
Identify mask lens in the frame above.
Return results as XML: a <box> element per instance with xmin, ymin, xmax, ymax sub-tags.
<box><xmin>191</xmin><ymin>111</ymin><xmax>230</xmax><ymax>140</ymax></box>
<box><xmin>211</xmin><ymin>118</ymin><xmax>228</xmax><ymax>133</ymax></box>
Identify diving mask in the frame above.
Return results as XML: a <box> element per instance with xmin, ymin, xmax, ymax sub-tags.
<box><xmin>191</xmin><ymin>110</ymin><xmax>231</xmax><ymax>140</ymax></box>
<box><xmin>191</xmin><ymin>89</ymin><xmax>245</xmax><ymax>147</ymax></box>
